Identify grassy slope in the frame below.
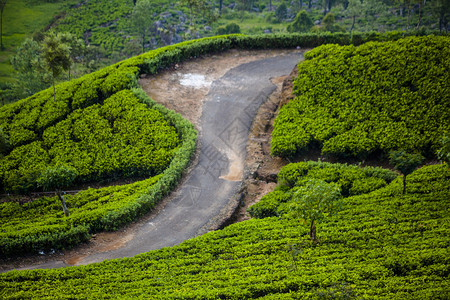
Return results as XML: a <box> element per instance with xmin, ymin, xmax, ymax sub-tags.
<box><xmin>0</xmin><ymin>0</ymin><xmax>78</xmax><ymax>83</ymax></box>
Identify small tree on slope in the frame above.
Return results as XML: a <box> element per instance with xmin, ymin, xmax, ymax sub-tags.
<box><xmin>41</xmin><ymin>31</ymin><xmax>71</xmax><ymax>101</ymax></box>
<box><xmin>389</xmin><ymin>150</ymin><xmax>424</xmax><ymax>194</ymax></box>
<box><xmin>38</xmin><ymin>165</ymin><xmax>78</xmax><ymax>217</ymax></box>
<box><xmin>288</xmin><ymin>179</ymin><xmax>343</xmax><ymax>243</ymax></box>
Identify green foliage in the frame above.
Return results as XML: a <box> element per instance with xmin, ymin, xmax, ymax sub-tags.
<box><xmin>272</xmin><ymin>36</ymin><xmax>450</xmax><ymax>159</ymax></box>
<box><xmin>37</xmin><ymin>165</ymin><xmax>78</xmax><ymax>192</ymax></box>
<box><xmin>54</xmin><ymin>0</ymin><xmax>135</xmax><ymax>57</ymax></box>
<box><xmin>9</xmin><ymin>38</ymin><xmax>51</xmax><ymax>99</ymax></box>
<box><xmin>216</xmin><ymin>23</ymin><xmax>241</xmax><ymax>35</ymax></box>
<box><xmin>275</xmin><ymin>3</ymin><xmax>287</xmax><ymax>22</ymax></box>
<box><xmin>0</xmin><ymin>164</ymin><xmax>448</xmax><ymax>299</ymax></box>
<box><xmin>287</xmin><ymin>10</ymin><xmax>314</xmax><ymax>33</ymax></box>
<box><xmin>287</xmin><ymin>178</ymin><xmax>342</xmax><ymax>224</ymax></box>
<box><xmin>0</xmin><ymin>126</ymin><xmax>9</xmax><ymax>156</ymax></box>
<box><xmin>249</xmin><ymin>161</ymin><xmax>397</xmax><ymax>219</ymax></box>
<box><xmin>41</xmin><ymin>31</ymin><xmax>72</xmax><ymax>100</ymax></box>
<box><xmin>287</xmin><ymin>178</ymin><xmax>342</xmax><ymax>242</ymax></box>
<box><xmin>437</xmin><ymin>133</ymin><xmax>450</xmax><ymax>164</ymax></box>
<box><xmin>389</xmin><ymin>150</ymin><xmax>425</xmax><ymax>178</ymax></box>
<box><xmin>0</xmin><ymin>32</ymin><xmax>445</xmax><ymax>255</ymax></box>
<box><xmin>0</xmin><ymin>175</ymin><xmax>160</xmax><ymax>257</ymax></box>
<box><xmin>389</xmin><ymin>150</ymin><xmax>425</xmax><ymax>194</ymax></box>
<box><xmin>0</xmin><ymin>90</ymin><xmax>180</xmax><ymax>194</ymax></box>
<box><xmin>131</xmin><ymin>0</ymin><xmax>155</xmax><ymax>53</ymax></box>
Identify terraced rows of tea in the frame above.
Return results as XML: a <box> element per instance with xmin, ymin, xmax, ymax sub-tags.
<box><xmin>1</xmin><ymin>34</ymin><xmax>449</xmax><ymax>299</ymax></box>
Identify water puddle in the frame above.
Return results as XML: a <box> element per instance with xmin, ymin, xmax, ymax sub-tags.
<box><xmin>179</xmin><ymin>73</ymin><xmax>211</xmax><ymax>88</ymax></box>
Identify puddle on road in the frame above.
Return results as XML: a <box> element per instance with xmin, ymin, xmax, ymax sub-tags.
<box><xmin>179</xmin><ymin>73</ymin><xmax>211</xmax><ymax>88</ymax></box>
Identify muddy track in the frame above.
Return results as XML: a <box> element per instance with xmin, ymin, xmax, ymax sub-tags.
<box><xmin>1</xmin><ymin>49</ymin><xmax>305</xmax><ymax>272</ymax></box>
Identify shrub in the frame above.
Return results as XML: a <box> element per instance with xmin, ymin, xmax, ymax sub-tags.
<box><xmin>272</xmin><ymin>36</ymin><xmax>450</xmax><ymax>159</ymax></box>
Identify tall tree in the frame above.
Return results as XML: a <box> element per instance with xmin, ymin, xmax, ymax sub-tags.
<box><xmin>219</xmin><ymin>0</ymin><xmax>223</xmax><ymax>14</ymax></box>
<box><xmin>0</xmin><ymin>0</ymin><xmax>6</xmax><ymax>50</ymax></box>
<box><xmin>41</xmin><ymin>31</ymin><xmax>71</xmax><ymax>101</ymax></box>
<box><xmin>431</xmin><ymin>0</ymin><xmax>450</xmax><ymax>31</ymax></box>
<box><xmin>131</xmin><ymin>0</ymin><xmax>154</xmax><ymax>53</ymax></box>
<box><xmin>10</xmin><ymin>38</ymin><xmax>51</xmax><ymax>99</ymax></box>
<box><xmin>345</xmin><ymin>0</ymin><xmax>363</xmax><ymax>32</ymax></box>
<box><xmin>437</xmin><ymin>133</ymin><xmax>450</xmax><ymax>165</ymax></box>
<box><xmin>181</xmin><ymin>0</ymin><xmax>218</xmax><ymax>36</ymax></box>
<box><xmin>275</xmin><ymin>3</ymin><xmax>288</xmax><ymax>21</ymax></box>
<box><xmin>60</xmin><ymin>32</ymin><xmax>85</xmax><ymax>80</ymax></box>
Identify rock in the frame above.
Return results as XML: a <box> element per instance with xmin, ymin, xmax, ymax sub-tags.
<box><xmin>264</xmin><ymin>29</ymin><xmax>271</xmax><ymax>34</ymax></box>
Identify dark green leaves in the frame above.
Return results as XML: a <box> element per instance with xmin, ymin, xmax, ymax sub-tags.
<box><xmin>272</xmin><ymin>36</ymin><xmax>450</xmax><ymax>159</ymax></box>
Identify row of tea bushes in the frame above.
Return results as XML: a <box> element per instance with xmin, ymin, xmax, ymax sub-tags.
<box><xmin>1</xmin><ymin>90</ymin><xmax>180</xmax><ymax>194</ymax></box>
<box><xmin>0</xmin><ymin>175</ymin><xmax>160</xmax><ymax>257</ymax></box>
<box><xmin>271</xmin><ymin>36</ymin><xmax>450</xmax><ymax>159</ymax></box>
<box><xmin>1</xmin><ymin>164</ymin><xmax>448</xmax><ymax>298</ymax></box>
<box><xmin>248</xmin><ymin>161</ymin><xmax>398</xmax><ymax>219</ymax></box>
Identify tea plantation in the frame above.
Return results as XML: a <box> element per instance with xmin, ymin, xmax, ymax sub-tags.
<box><xmin>1</xmin><ymin>163</ymin><xmax>448</xmax><ymax>299</ymax></box>
<box><xmin>0</xmin><ymin>33</ymin><xmax>449</xmax><ymax>298</ymax></box>
<box><xmin>271</xmin><ymin>36</ymin><xmax>450</xmax><ymax>159</ymax></box>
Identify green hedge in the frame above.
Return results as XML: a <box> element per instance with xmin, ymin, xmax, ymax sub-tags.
<box><xmin>248</xmin><ymin>161</ymin><xmax>398</xmax><ymax>219</ymax></box>
<box><xmin>1</xmin><ymin>164</ymin><xmax>448</xmax><ymax>299</ymax></box>
<box><xmin>271</xmin><ymin>36</ymin><xmax>450</xmax><ymax>159</ymax></box>
<box><xmin>0</xmin><ymin>176</ymin><xmax>162</xmax><ymax>257</ymax></box>
<box><xmin>1</xmin><ymin>90</ymin><xmax>180</xmax><ymax>194</ymax></box>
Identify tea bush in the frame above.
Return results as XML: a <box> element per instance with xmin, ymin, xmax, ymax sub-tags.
<box><xmin>248</xmin><ymin>161</ymin><xmax>397</xmax><ymax>218</ymax></box>
<box><xmin>271</xmin><ymin>36</ymin><xmax>450</xmax><ymax>159</ymax></box>
<box><xmin>0</xmin><ymin>90</ymin><xmax>180</xmax><ymax>194</ymax></box>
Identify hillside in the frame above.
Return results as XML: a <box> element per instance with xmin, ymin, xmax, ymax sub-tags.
<box><xmin>0</xmin><ymin>34</ymin><xmax>449</xmax><ymax>299</ymax></box>
<box><xmin>1</xmin><ymin>0</ymin><xmax>447</xmax><ymax>90</ymax></box>
<box><xmin>1</xmin><ymin>163</ymin><xmax>448</xmax><ymax>299</ymax></box>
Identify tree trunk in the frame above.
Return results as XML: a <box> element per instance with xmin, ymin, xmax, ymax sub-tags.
<box><xmin>57</xmin><ymin>190</ymin><xmax>70</xmax><ymax>217</ymax></box>
<box><xmin>310</xmin><ymin>219</ymin><xmax>317</xmax><ymax>243</ymax></box>
<box><xmin>350</xmin><ymin>15</ymin><xmax>356</xmax><ymax>32</ymax></box>
<box><xmin>52</xmin><ymin>74</ymin><xmax>56</xmax><ymax>101</ymax></box>
<box><xmin>1</xmin><ymin>8</ymin><xmax>3</xmax><ymax>50</ymax></box>
<box><xmin>403</xmin><ymin>175</ymin><xmax>407</xmax><ymax>194</ymax></box>
<box><xmin>219</xmin><ymin>0</ymin><xmax>223</xmax><ymax>14</ymax></box>
<box><xmin>416</xmin><ymin>0</ymin><xmax>422</xmax><ymax>29</ymax></box>
<box><xmin>308</xmin><ymin>0</ymin><xmax>312</xmax><ymax>9</ymax></box>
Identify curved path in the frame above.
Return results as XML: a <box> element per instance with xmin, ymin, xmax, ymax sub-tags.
<box><xmin>3</xmin><ymin>51</ymin><xmax>303</xmax><ymax>272</ymax></box>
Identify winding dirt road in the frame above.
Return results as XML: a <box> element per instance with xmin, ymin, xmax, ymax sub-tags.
<box><xmin>1</xmin><ymin>49</ymin><xmax>304</xmax><ymax>272</ymax></box>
